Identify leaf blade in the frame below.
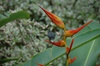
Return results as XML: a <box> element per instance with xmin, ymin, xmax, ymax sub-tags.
<box><xmin>0</xmin><ymin>11</ymin><xmax>30</xmax><ymax>27</ymax></box>
<box><xmin>70</xmin><ymin>37</ymin><xmax>100</xmax><ymax>66</ymax></box>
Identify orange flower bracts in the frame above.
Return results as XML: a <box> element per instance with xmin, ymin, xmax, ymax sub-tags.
<box><xmin>65</xmin><ymin>20</ymin><xmax>92</xmax><ymax>37</ymax></box>
<box><xmin>39</xmin><ymin>6</ymin><xmax>65</xmax><ymax>29</ymax></box>
<box><xmin>39</xmin><ymin>5</ymin><xmax>93</xmax><ymax>65</ymax></box>
<box><xmin>45</xmin><ymin>40</ymin><xmax>65</xmax><ymax>47</ymax></box>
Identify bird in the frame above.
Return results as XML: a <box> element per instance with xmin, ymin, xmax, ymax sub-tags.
<box><xmin>47</xmin><ymin>30</ymin><xmax>56</xmax><ymax>42</ymax></box>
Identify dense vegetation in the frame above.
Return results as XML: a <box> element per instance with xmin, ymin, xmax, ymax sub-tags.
<box><xmin>0</xmin><ymin>0</ymin><xmax>100</xmax><ymax>66</ymax></box>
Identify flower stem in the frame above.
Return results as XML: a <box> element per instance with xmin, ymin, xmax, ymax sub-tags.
<box><xmin>63</xmin><ymin>28</ymin><xmax>69</xmax><ymax>66</ymax></box>
<box><xmin>66</xmin><ymin>60</ymin><xmax>69</xmax><ymax>66</ymax></box>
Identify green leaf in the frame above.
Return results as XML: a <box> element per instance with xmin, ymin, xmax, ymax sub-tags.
<box><xmin>0</xmin><ymin>11</ymin><xmax>30</xmax><ymax>27</ymax></box>
<box><xmin>70</xmin><ymin>37</ymin><xmax>100</xmax><ymax>66</ymax></box>
<box><xmin>21</xmin><ymin>47</ymin><xmax>65</xmax><ymax>66</ymax></box>
<box><xmin>21</xmin><ymin>22</ymin><xmax>100</xmax><ymax>66</ymax></box>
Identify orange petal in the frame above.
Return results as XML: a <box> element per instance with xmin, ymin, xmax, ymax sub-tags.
<box><xmin>69</xmin><ymin>39</ymin><xmax>74</xmax><ymax>53</ymax></box>
<box><xmin>66</xmin><ymin>39</ymin><xmax>74</xmax><ymax>54</ymax></box>
<box><xmin>65</xmin><ymin>20</ymin><xmax>92</xmax><ymax>37</ymax></box>
<box><xmin>68</xmin><ymin>57</ymin><xmax>77</xmax><ymax>64</ymax></box>
<box><xmin>45</xmin><ymin>40</ymin><xmax>65</xmax><ymax>47</ymax></box>
<box><xmin>36</xmin><ymin>62</ymin><xmax>44</xmax><ymax>66</ymax></box>
<box><xmin>38</xmin><ymin>64</ymin><xmax>44</xmax><ymax>66</ymax></box>
<box><xmin>69</xmin><ymin>57</ymin><xmax>77</xmax><ymax>64</ymax></box>
<box><xmin>39</xmin><ymin>6</ymin><xmax>65</xmax><ymax>29</ymax></box>
<box><xmin>66</xmin><ymin>47</ymin><xmax>70</xmax><ymax>54</ymax></box>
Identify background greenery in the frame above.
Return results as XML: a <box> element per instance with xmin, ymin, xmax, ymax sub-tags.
<box><xmin>0</xmin><ymin>0</ymin><xmax>100</xmax><ymax>66</ymax></box>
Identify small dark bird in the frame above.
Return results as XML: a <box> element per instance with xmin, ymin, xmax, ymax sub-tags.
<box><xmin>47</xmin><ymin>30</ymin><xmax>56</xmax><ymax>42</ymax></box>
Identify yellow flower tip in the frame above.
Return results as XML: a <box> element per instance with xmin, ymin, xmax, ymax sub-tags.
<box><xmin>39</xmin><ymin>6</ymin><xmax>65</xmax><ymax>29</ymax></box>
<box><xmin>65</xmin><ymin>30</ymin><xmax>75</xmax><ymax>37</ymax></box>
<box><xmin>65</xmin><ymin>20</ymin><xmax>92</xmax><ymax>37</ymax></box>
<box><xmin>60</xmin><ymin>40</ymin><xmax>66</xmax><ymax>47</ymax></box>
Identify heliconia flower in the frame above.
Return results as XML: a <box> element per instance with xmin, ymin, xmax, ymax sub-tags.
<box><xmin>39</xmin><ymin>6</ymin><xmax>65</xmax><ymax>29</ymax></box>
<box><xmin>65</xmin><ymin>20</ymin><xmax>92</xmax><ymax>37</ymax></box>
<box><xmin>45</xmin><ymin>40</ymin><xmax>65</xmax><ymax>47</ymax></box>
<box><xmin>68</xmin><ymin>56</ymin><xmax>77</xmax><ymax>64</ymax></box>
<box><xmin>66</xmin><ymin>39</ymin><xmax>74</xmax><ymax>54</ymax></box>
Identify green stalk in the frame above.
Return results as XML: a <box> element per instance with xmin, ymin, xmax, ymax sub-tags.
<box><xmin>63</xmin><ymin>27</ymin><xmax>69</xmax><ymax>66</ymax></box>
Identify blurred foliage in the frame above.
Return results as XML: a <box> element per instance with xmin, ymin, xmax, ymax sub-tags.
<box><xmin>0</xmin><ymin>0</ymin><xmax>100</xmax><ymax>66</ymax></box>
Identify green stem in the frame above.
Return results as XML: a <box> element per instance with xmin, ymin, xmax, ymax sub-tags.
<box><xmin>63</xmin><ymin>28</ymin><xmax>67</xmax><ymax>47</ymax></box>
<box><xmin>66</xmin><ymin>60</ymin><xmax>69</xmax><ymax>66</ymax></box>
<box><xmin>63</xmin><ymin>27</ymin><xmax>69</xmax><ymax>66</ymax></box>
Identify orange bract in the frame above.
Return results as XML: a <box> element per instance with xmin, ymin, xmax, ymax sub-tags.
<box><xmin>36</xmin><ymin>63</ymin><xmax>44</xmax><ymax>66</ymax></box>
<box><xmin>39</xmin><ymin>6</ymin><xmax>65</xmax><ymax>29</ymax></box>
<box><xmin>38</xmin><ymin>64</ymin><xmax>44</xmax><ymax>66</ymax></box>
<box><xmin>45</xmin><ymin>40</ymin><xmax>65</xmax><ymax>47</ymax></box>
<box><xmin>66</xmin><ymin>39</ymin><xmax>74</xmax><ymax>54</ymax></box>
<box><xmin>68</xmin><ymin>57</ymin><xmax>77</xmax><ymax>64</ymax></box>
<box><xmin>65</xmin><ymin>20</ymin><xmax>92</xmax><ymax>37</ymax></box>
